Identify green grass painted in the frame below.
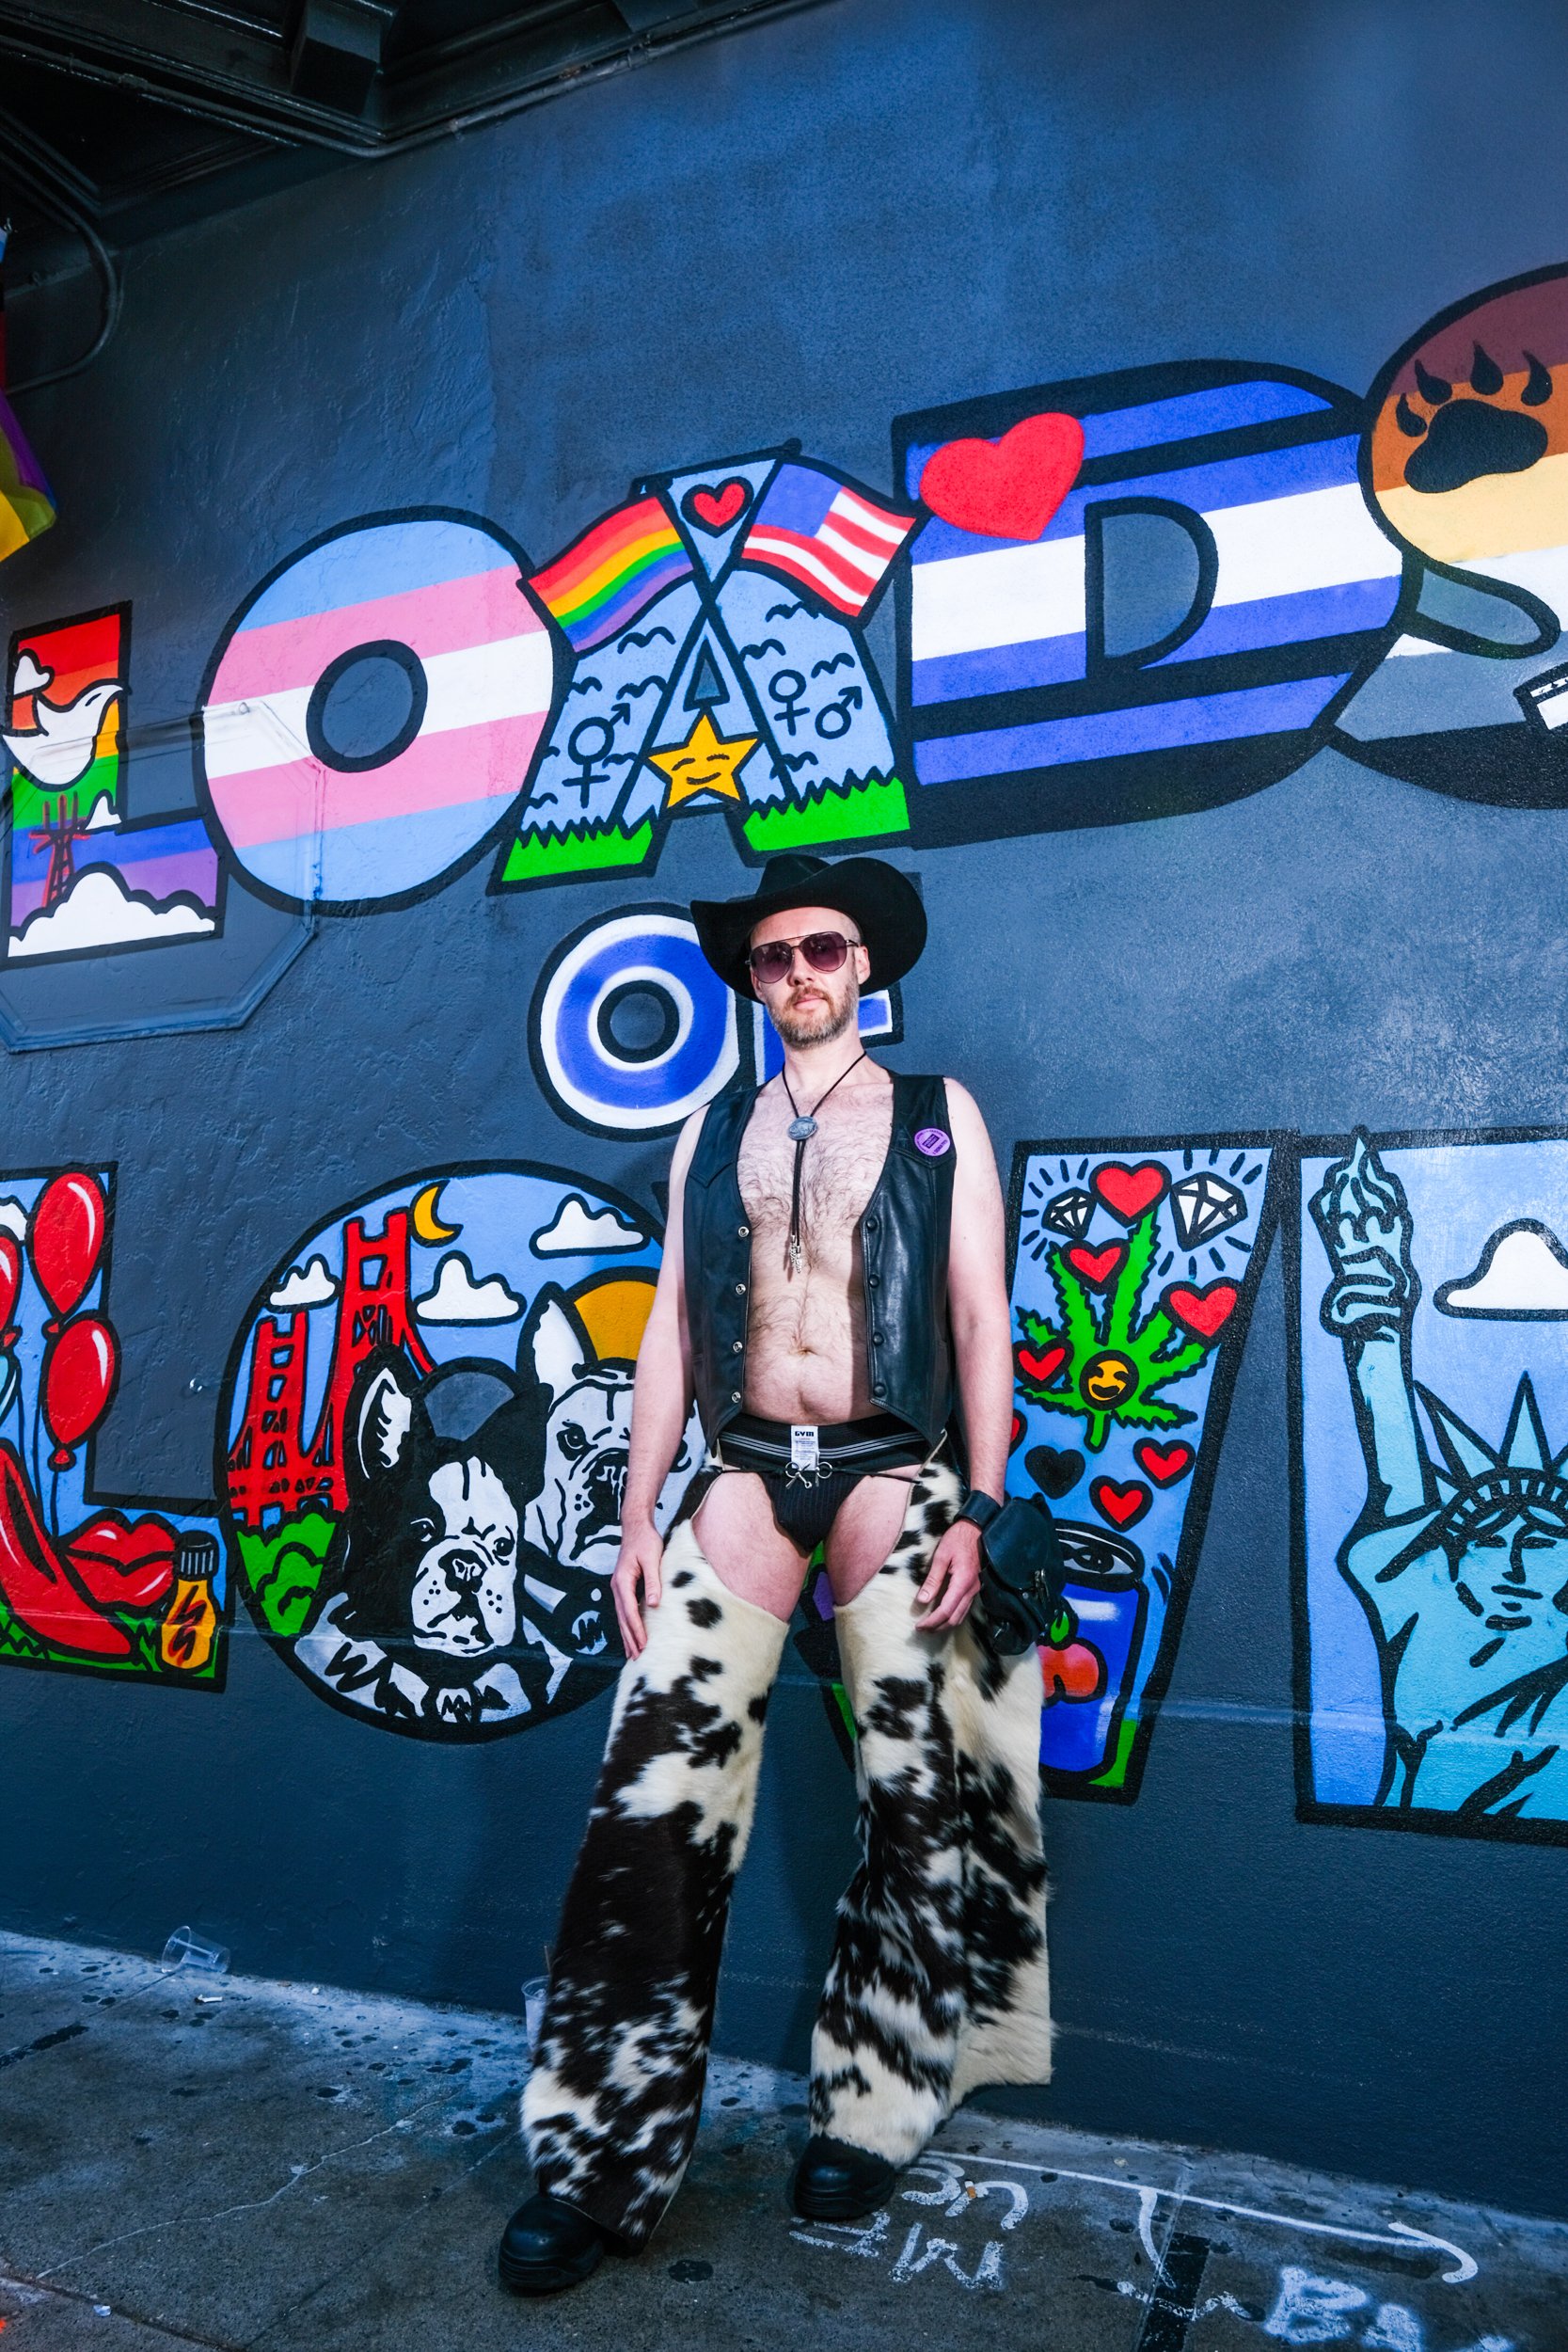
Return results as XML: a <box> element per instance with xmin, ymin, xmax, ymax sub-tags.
<box><xmin>237</xmin><ymin>1512</ymin><xmax>337</xmax><ymax>1638</ymax></box>
<box><xmin>500</xmin><ymin>819</ymin><xmax>654</xmax><ymax>884</ymax></box>
<box><xmin>742</xmin><ymin>773</ymin><xmax>910</xmax><ymax>855</ymax></box>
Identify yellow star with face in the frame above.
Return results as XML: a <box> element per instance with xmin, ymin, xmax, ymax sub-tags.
<box><xmin>646</xmin><ymin>709</ymin><xmax>758</xmax><ymax>808</ymax></box>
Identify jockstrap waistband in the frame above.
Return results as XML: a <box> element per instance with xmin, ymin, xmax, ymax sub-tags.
<box><xmin>717</xmin><ymin>1410</ymin><xmax>928</xmax><ymax>1486</ymax></box>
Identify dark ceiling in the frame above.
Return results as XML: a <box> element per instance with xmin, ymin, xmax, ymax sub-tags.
<box><xmin>0</xmin><ymin>0</ymin><xmax>816</xmax><ymax>320</ymax></box>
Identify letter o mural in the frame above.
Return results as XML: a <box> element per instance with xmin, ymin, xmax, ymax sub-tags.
<box><xmin>530</xmin><ymin>905</ymin><xmax>739</xmax><ymax>1137</ymax></box>
<box><xmin>196</xmin><ymin>509</ymin><xmax>560</xmax><ymax>913</ymax></box>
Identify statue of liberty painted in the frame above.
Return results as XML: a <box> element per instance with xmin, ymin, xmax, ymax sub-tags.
<box><xmin>1311</xmin><ymin>1132</ymin><xmax>1568</xmax><ymax>1820</ymax></box>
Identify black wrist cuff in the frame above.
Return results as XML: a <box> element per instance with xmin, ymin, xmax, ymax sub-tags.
<box><xmin>956</xmin><ymin>1489</ymin><xmax>1004</xmax><ymax>1532</ymax></box>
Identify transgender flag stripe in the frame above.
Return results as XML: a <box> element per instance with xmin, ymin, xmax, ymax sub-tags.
<box><xmin>199</xmin><ymin>516</ymin><xmax>557</xmax><ymax>907</ymax></box>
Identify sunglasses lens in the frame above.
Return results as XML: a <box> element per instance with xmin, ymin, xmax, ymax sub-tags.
<box><xmin>748</xmin><ymin>932</ymin><xmax>852</xmax><ymax>982</ymax></box>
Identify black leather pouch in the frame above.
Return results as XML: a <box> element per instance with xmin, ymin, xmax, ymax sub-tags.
<box><xmin>975</xmin><ymin>1493</ymin><xmax>1066</xmax><ymax>1657</ymax></box>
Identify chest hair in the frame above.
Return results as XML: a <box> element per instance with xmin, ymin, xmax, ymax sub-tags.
<box><xmin>738</xmin><ymin>1085</ymin><xmax>894</xmax><ymax>1268</ymax></box>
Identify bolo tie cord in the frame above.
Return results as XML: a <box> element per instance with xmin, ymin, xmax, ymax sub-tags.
<box><xmin>779</xmin><ymin>1052</ymin><xmax>865</xmax><ymax>1275</ymax></box>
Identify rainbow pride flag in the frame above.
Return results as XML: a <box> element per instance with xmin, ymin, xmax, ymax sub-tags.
<box><xmin>531</xmin><ymin>496</ymin><xmax>692</xmax><ymax>653</ymax></box>
<box><xmin>0</xmin><ymin>386</ymin><xmax>55</xmax><ymax>566</ymax></box>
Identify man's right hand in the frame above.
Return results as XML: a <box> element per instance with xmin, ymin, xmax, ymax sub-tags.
<box><xmin>612</xmin><ymin>1520</ymin><xmax>664</xmax><ymax>1660</ymax></box>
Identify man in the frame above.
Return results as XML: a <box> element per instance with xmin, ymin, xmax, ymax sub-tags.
<box><xmin>500</xmin><ymin>851</ymin><xmax>1051</xmax><ymax>2295</ymax></box>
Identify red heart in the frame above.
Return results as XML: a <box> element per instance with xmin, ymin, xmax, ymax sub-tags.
<box><xmin>1092</xmin><ymin>1160</ymin><xmax>1169</xmax><ymax>1223</ymax></box>
<box><xmin>684</xmin><ymin>479</ymin><xmax>750</xmax><ymax>532</ymax></box>
<box><xmin>918</xmin><ymin>411</ymin><xmax>1085</xmax><ymax>542</ymax></box>
<box><xmin>1018</xmin><ymin>1343</ymin><xmax>1068</xmax><ymax>1385</ymax></box>
<box><xmin>1067</xmin><ymin>1243</ymin><xmax>1125</xmax><ymax>1289</ymax></box>
<box><xmin>1090</xmin><ymin>1477</ymin><xmax>1150</xmax><ymax>1531</ymax></box>
<box><xmin>1164</xmin><ymin>1281</ymin><xmax>1237</xmax><ymax>1340</ymax></box>
<box><xmin>1133</xmin><ymin>1439</ymin><xmax>1194</xmax><ymax>1488</ymax></box>
<box><xmin>1009</xmin><ymin>1412</ymin><xmax>1025</xmax><ymax>1453</ymax></box>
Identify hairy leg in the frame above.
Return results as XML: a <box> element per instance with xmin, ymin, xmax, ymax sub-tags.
<box><xmin>691</xmin><ymin>1470</ymin><xmax>809</xmax><ymax>1620</ymax></box>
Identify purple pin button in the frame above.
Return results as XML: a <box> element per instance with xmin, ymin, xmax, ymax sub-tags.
<box><xmin>914</xmin><ymin>1126</ymin><xmax>951</xmax><ymax>1156</ymax></box>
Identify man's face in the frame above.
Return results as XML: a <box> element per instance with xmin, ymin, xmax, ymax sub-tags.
<box><xmin>749</xmin><ymin>902</ymin><xmax>869</xmax><ymax>1048</ymax></box>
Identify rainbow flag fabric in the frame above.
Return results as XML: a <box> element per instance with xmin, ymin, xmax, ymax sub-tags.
<box><xmin>0</xmin><ymin>387</ymin><xmax>55</xmax><ymax>565</ymax></box>
<box><xmin>531</xmin><ymin>496</ymin><xmax>692</xmax><ymax>652</ymax></box>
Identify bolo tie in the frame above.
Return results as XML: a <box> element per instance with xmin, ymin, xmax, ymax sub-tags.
<box><xmin>780</xmin><ymin>1051</ymin><xmax>865</xmax><ymax>1276</ymax></box>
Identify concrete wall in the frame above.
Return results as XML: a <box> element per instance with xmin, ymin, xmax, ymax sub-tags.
<box><xmin>3</xmin><ymin>0</ymin><xmax>1567</xmax><ymax>2220</ymax></box>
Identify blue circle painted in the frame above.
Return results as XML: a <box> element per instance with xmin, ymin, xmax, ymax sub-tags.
<box><xmin>534</xmin><ymin>911</ymin><xmax>740</xmax><ymax>1135</ymax></box>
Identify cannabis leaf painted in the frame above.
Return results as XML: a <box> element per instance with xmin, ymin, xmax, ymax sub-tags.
<box><xmin>1014</xmin><ymin>1201</ymin><xmax>1234</xmax><ymax>1454</ymax></box>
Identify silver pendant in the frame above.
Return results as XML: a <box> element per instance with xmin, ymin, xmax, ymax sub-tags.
<box><xmin>787</xmin><ymin>1116</ymin><xmax>817</xmax><ymax>1141</ymax></box>
<box><xmin>788</xmin><ymin>1234</ymin><xmax>805</xmax><ymax>1275</ymax></box>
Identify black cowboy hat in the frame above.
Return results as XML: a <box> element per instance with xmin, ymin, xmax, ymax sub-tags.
<box><xmin>690</xmin><ymin>852</ymin><xmax>927</xmax><ymax>1000</ymax></box>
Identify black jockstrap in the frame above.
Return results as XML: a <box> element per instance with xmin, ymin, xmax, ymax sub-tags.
<box><xmin>717</xmin><ymin>1411</ymin><xmax>928</xmax><ymax>1554</ymax></box>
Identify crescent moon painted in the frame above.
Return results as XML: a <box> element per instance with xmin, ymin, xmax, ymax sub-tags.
<box><xmin>411</xmin><ymin>1183</ymin><xmax>462</xmax><ymax>1245</ymax></box>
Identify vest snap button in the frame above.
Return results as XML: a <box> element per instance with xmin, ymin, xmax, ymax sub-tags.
<box><xmin>732</xmin><ymin>1341</ymin><xmax>743</xmax><ymax>1353</ymax></box>
<box><xmin>866</xmin><ymin>1274</ymin><xmax>879</xmax><ymax>1287</ymax></box>
<box><xmin>864</xmin><ymin>1216</ymin><xmax>879</xmax><ymax>1232</ymax></box>
<box><xmin>737</xmin><ymin>1224</ymin><xmax>749</xmax><ymax>1237</ymax></box>
<box><xmin>736</xmin><ymin>1280</ymin><xmax>746</xmax><ymax>1294</ymax></box>
<box><xmin>873</xmin><ymin>1383</ymin><xmax>886</xmax><ymax>1397</ymax></box>
<box><xmin>731</xmin><ymin>1389</ymin><xmax>742</xmax><ymax>1402</ymax></box>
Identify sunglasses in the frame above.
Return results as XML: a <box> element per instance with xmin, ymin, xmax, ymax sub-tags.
<box><xmin>747</xmin><ymin>930</ymin><xmax>861</xmax><ymax>986</ymax></box>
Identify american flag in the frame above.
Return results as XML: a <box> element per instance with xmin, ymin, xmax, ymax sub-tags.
<box><xmin>741</xmin><ymin>464</ymin><xmax>916</xmax><ymax>618</ymax></box>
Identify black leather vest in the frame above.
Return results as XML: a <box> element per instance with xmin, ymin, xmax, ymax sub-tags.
<box><xmin>684</xmin><ymin>1071</ymin><xmax>956</xmax><ymax>1454</ymax></box>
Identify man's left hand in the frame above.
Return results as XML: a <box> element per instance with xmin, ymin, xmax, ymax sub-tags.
<box><xmin>915</xmin><ymin>1515</ymin><xmax>983</xmax><ymax>1630</ymax></box>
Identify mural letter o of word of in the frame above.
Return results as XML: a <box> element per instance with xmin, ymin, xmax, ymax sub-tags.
<box><xmin>196</xmin><ymin>511</ymin><xmax>559</xmax><ymax>913</ymax></box>
<box><xmin>530</xmin><ymin>905</ymin><xmax>739</xmax><ymax>1138</ymax></box>
<box><xmin>218</xmin><ymin>1163</ymin><xmax>702</xmax><ymax>1741</ymax></box>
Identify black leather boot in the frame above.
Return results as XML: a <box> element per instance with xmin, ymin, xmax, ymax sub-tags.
<box><xmin>791</xmin><ymin>2134</ymin><xmax>899</xmax><ymax>2221</ymax></box>
<box><xmin>498</xmin><ymin>2191</ymin><xmax>609</xmax><ymax>2294</ymax></box>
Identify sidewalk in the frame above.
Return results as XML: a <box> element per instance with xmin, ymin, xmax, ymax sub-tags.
<box><xmin>1</xmin><ymin>1931</ymin><xmax>1560</xmax><ymax>2350</ymax></box>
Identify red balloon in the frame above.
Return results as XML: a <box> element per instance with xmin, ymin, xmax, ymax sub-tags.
<box><xmin>43</xmin><ymin>1313</ymin><xmax>119</xmax><ymax>1469</ymax></box>
<box><xmin>28</xmin><ymin>1171</ymin><xmax>107</xmax><ymax>1327</ymax></box>
<box><xmin>0</xmin><ymin>1232</ymin><xmax>20</xmax><ymax>1343</ymax></box>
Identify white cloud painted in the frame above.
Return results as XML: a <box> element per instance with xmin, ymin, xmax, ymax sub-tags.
<box><xmin>1435</xmin><ymin>1221</ymin><xmax>1568</xmax><ymax>1318</ymax></box>
<box><xmin>531</xmin><ymin>1195</ymin><xmax>647</xmax><ymax>1257</ymax></box>
<box><xmin>10</xmin><ymin>866</ymin><xmax>214</xmax><ymax>957</ymax></box>
<box><xmin>268</xmin><ymin>1256</ymin><xmax>340</xmax><ymax>1312</ymax></box>
<box><xmin>0</xmin><ymin>1198</ymin><xmax>27</xmax><ymax>1243</ymax></box>
<box><xmin>414</xmin><ymin>1251</ymin><xmax>522</xmax><ymax>1324</ymax></box>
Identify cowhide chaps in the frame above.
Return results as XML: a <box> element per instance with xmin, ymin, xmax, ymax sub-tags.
<box><xmin>521</xmin><ymin>1458</ymin><xmax>1050</xmax><ymax>2249</ymax></box>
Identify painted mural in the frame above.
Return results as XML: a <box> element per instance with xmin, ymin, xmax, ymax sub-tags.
<box><xmin>894</xmin><ymin>364</ymin><xmax>1402</xmax><ymax>841</ymax></box>
<box><xmin>529</xmin><ymin>899</ymin><xmax>900</xmax><ymax>1138</ymax></box>
<box><xmin>493</xmin><ymin>445</ymin><xmax>917</xmax><ymax>890</ymax></box>
<box><xmin>1293</xmin><ymin>1129</ymin><xmax>1568</xmax><ymax>1842</ymax></box>
<box><xmin>0</xmin><ymin>1167</ymin><xmax>229</xmax><ymax>1689</ymax></box>
<box><xmin>1337</xmin><ymin>262</ymin><xmax>1568</xmax><ymax>803</ymax></box>
<box><xmin>1</xmin><ymin>262</ymin><xmax>1566</xmax><ymax>1043</ymax></box>
<box><xmin>195</xmin><ymin>511</ymin><xmax>559</xmax><ymax>914</ymax></box>
<box><xmin>1006</xmin><ymin>1136</ymin><xmax>1280</xmax><ymax>1800</ymax></box>
<box><xmin>3</xmin><ymin>606</ymin><xmax>222</xmax><ymax>963</ymax></box>
<box><xmin>218</xmin><ymin>1164</ymin><xmax>700</xmax><ymax>1740</ymax></box>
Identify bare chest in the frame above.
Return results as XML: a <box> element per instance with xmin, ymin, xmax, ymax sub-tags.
<box><xmin>737</xmin><ymin>1088</ymin><xmax>894</xmax><ymax>1257</ymax></box>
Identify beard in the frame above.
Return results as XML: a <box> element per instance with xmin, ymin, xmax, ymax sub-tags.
<box><xmin>770</xmin><ymin>973</ymin><xmax>859</xmax><ymax>1049</ymax></box>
